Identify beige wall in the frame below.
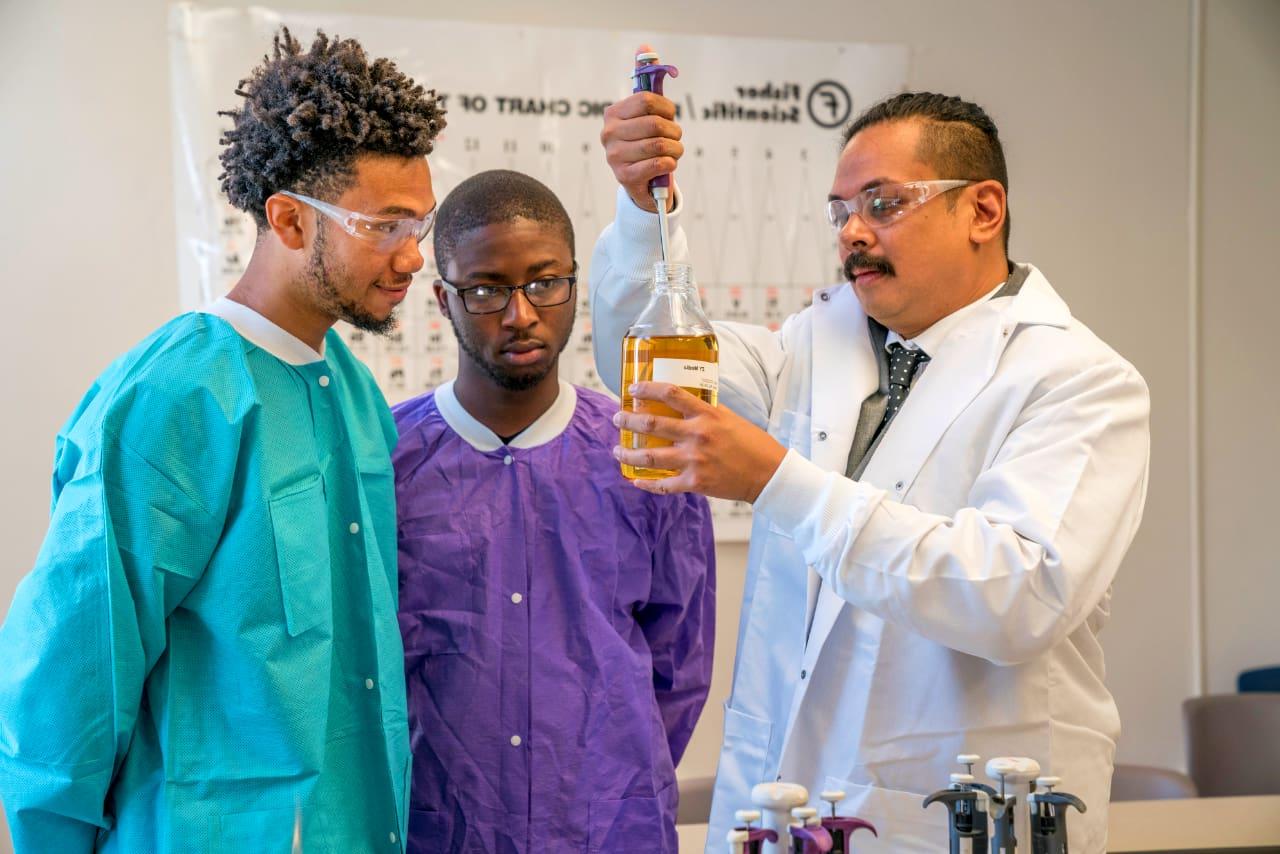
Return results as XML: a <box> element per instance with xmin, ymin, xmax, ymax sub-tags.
<box><xmin>1200</xmin><ymin>0</ymin><xmax>1280</xmax><ymax>695</ymax></box>
<box><xmin>1</xmin><ymin>1</ymin><xmax>1275</xmax><ymax>849</ymax></box>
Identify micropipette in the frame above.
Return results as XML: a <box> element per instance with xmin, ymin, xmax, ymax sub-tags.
<box><xmin>631</xmin><ymin>50</ymin><xmax>680</xmax><ymax>263</ymax></box>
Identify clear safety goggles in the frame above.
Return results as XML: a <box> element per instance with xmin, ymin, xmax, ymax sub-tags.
<box><xmin>826</xmin><ymin>179</ymin><xmax>972</xmax><ymax>230</ymax></box>
<box><xmin>281</xmin><ymin>190</ymin><xmax>436</xmax><ymax>252</ymax></box>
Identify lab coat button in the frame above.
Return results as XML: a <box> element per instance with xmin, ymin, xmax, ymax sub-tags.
<box><xmin>389</xmin><ymin>832</ymin><xmax>397</xmax><ymax>844</ymax></box>
<box><xmin>511</xmin><ymin>592</ymin><xmax>523</xmax><ymax>604</ymax></box>
<box><xmin>349</xmin><ymin>522</ymin><xmax>360</xmax><ymax>534</ymax></box>
<box><xmin>365</xmin><ymin>678</ymin><xmax>375</xmax><ymax>690</ymax></box>
<box><xmin>820</xmin><ymin>291</ymin><xmax>830</xmax><ymax>302</ymax></box>
<box><xmin>318</xmin><ymin>375</ymin><xmax>330</xmax><ymax>387</ymax></box>
<box><xmin>504</xmin><ymin>455</ymin><xmax>514</xmax><ymax>465</ymax></box>
<box><xmin>817</xmin><ymin>431</ymin><xmax>828</xmax><ymax>441</ymax></box>
<box><xmin>801</xmin><ymin>669</ymin><xmax>808</xmax><ymax>679</ymax></box>
<box><xmin>895</xmin><ymin>481</ymin><xmax>904</xmax><ymax>491</ymax></box>
<box><xmin>510</xmin><ymin>735</ymin><xmax>522</xmax><ymax>747</ymax></box>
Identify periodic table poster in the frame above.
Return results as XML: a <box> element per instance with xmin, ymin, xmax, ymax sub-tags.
<box><xmin>169</xmin><ymin>5</ymin><xmax>909</xmax><ymax>539</ymax></box>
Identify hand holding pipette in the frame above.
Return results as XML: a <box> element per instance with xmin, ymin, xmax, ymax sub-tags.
<box><xmin>600</xmin><ymin>43</ymin><xmax>684</xmax><ymax>215</ymax></box>
<box><xmin>630</xmin><ymin>49</ymin><xmax>679</xmax><ymax>261</ymax></box>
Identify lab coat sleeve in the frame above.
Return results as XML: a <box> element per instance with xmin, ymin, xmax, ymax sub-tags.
<box><xmin>589</xmin><ymin>186</ymin><xmax>791</xmax><ymax>430</ymax></box>
<box><xmin>0</xmin><ymin>380</ymin><xmax>241</xmax><ymax>851</ymax></box>
<box><xmin>636</xmin><ymin>493</ymin><xmax>717</xmax><ymax>766</ymax></box>
<box><xmin>754</xmin><ymin>359</ymin><xmax>1150</xmax><ymax>666</ymax></box>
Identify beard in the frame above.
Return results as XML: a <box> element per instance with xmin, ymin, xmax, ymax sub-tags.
<box><xmin>448</xmin><ymin>308</ymin><xmax>577</xmax><ymax>392</ymax></box>
<box><xmin>306</xmin><ymin>228</ymin><xmax>399</xmax><ymax>335</ymax></box>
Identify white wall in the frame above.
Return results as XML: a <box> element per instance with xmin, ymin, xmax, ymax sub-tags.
<box><xmin>2</xmin><ymin>1</ymin><xmax>1276</xmax><ymax>849</ymax></box>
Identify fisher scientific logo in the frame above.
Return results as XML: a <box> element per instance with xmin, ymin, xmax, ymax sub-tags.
<box><xmin>692</xmin><ymin>79</ymin><xmax>855</xmax><ymax>129</ymax></box>
<box><xmin>807</xmin><ymin>80</ymin><xmax>852</xmax><ymax>128</ymax></box>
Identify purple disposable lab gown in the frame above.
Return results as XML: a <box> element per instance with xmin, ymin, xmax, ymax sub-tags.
<box><xmin>393</xmin><ymin>383</ymin><xmax>715</xmax><ymax>853</ymax></box>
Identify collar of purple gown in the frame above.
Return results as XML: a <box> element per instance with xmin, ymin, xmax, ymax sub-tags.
<box><xmin>434</xmin><ymin>379</ymin><xmax>579</xmax><ymax>452</ymax></box>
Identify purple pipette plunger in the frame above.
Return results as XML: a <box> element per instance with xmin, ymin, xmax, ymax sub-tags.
<box><xmin>632</xmin><ymin>50</ymin><xmax>680</xmax><ymax>261</ymax></box>
<box><xmin>631</xmin><ymin>51</ymin><xmax>679</xmax><ymax>191</ymax></box>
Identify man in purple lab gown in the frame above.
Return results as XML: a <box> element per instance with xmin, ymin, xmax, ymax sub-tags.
<box><xmin>392</xmin><ymin>170</ymin><xmax>716</xmax><ymax>853</ymax></box>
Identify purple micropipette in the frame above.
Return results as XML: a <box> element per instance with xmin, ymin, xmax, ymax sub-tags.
<box><xmin>632</xmin><ymin>50</ymin><xmax>680</xmax><ymax>262</ymax></box>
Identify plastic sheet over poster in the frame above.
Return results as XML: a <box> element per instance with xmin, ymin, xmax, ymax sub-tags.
<box><xmin>168</xmin><ymin>4</ymin><xmax>909</xmax><ymax>540</ymax></box>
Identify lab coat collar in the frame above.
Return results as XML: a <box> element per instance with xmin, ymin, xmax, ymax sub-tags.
<box><xmin>434</xmin><ymin>379</ymin><xmax>578</xmax><ymax>452</ymax></box>
<box><xmin>806</xmin><ymin>263</ymin><xmax>1069</xmax><ymax>454</ymax></box>
<box><xmin>1001</xmin><ymin>264</ymin><xmax>1071</xmax><ymax>329</ymax></box>
<box><xmin>202</xmin><ymin>297</ymin><xmax>326</xmax><ymax>365</ymax></box>
<box><xmin>886</xmin><ymin>282</ymin><xmax>1002</xmax><ymax>356</ymax></box>
<box><xmin>883</xmin><ymin>263</ymin><xmax>1069</xmax><ymax>355</ymax></box>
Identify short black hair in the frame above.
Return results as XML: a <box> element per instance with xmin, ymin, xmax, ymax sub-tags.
<box><xmin>218</xmin><ymin>27</ymin><xmax>446</xmax><ymax>231</ymax></box>
<box><xmin>433</xmin><ymin>170</ymin><xmax>575</xmax><ymax>275</ymax></box>
<box><xmin>842</xmin><ymin>92</ymin><xmax>1011</xmax><ymax>250</ymax></box>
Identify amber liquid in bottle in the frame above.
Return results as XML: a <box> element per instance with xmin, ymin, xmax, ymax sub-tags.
<box><xmin>620</xmin><ymin>334</ymin><xmax>719</xmax><ymax>480</ymax></box>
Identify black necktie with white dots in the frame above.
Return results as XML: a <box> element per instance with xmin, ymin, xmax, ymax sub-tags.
<box><xmin>882</xmin><ymin>342</ymin><xmax>929</xmax><ymax>423</ymax></box>
<box><xmin>845</xmin><ymin>327</ymin><xmax>934</xmax><ymax>478</ymax></box>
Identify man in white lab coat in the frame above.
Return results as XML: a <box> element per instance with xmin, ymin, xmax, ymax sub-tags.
<box><xmin>591</xmin><ymin>87</ymin><xmax>1151</xmax><ymax>852</ymax></box>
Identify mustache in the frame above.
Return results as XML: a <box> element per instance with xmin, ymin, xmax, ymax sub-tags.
<box><xmin>843</xmin><ymin>253</ymin><xmax>895</xmax><ymax>282</ymax></box>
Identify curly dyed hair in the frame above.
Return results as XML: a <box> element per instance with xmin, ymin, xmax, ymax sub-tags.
<box><xmin>219</xmin><ymin>27</ymin><xmax>446</xmax><ymax>230</ymax></box>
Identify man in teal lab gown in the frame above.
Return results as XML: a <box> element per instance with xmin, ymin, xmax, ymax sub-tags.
<box><xmin>0</xmin><ymin>29</ymin><xmax>445</xmax><ymax>852</ymax></box>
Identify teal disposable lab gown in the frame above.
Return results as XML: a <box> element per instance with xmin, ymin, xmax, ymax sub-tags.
<box><xmin>0</xmin><ymin>313</ymin><xmax>411</xmax><ymax>852</ymax></box>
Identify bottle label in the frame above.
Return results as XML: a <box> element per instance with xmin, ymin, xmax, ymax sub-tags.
<box><xmin>652</xmin><ymin>358</ymin><xmax>719</xmax><ymax>392</ymax></box>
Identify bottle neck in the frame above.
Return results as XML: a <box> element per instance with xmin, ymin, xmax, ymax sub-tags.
<box><xmin>652</xmin><ymin>261</ymin><xmax>694</xmax><ymax>293</ymax></box>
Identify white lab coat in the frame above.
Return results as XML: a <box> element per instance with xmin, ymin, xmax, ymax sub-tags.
<box><xmin>590</xmin><ymin>188</ymin><xmax>1151</xmax><ymax>853</ymax></box>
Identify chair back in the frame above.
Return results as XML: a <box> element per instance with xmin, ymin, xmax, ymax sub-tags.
<box><xmin>1183</xmin><ymin>693</ymin><xmax>1280</xmax><ymax>796</ymax></box>
<box><xmin>1238</xmin><ymin>666</ymin><xmax>1280</xmax><ymax>693</ymax></box>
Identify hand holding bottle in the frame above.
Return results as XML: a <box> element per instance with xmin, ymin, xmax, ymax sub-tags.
<box><xmin>612</xmin><ymin>381</ymin><xmax>788</xmax><ymax>503</ymax></box>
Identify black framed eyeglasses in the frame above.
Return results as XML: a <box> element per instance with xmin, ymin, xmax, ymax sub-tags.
<box><xmin>438</xmin><ymin>263</ymin><xmax>578</xmax><ymax>315</ymax></box>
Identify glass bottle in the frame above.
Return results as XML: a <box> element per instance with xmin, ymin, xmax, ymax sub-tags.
<box><xmin>620</xmin><ymin>262</ymin><xmax>719</xmax><ymax>480</ymax></box>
